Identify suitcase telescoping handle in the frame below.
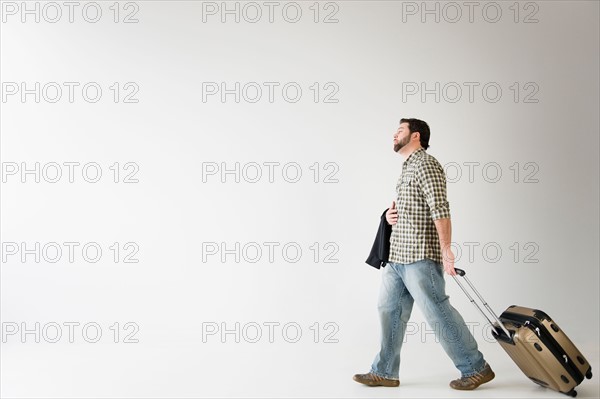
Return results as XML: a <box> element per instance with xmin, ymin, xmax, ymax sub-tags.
<box><xmin>453</xmin><ymin>268</ymin><xmax>512</xmax><ymax>339</ymax></box>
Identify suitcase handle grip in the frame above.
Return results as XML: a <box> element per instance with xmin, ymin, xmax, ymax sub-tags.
<box><xmin>452</xmin><ymin>268</ymin><xmax>512</xmax><ymax>339</ymax></box>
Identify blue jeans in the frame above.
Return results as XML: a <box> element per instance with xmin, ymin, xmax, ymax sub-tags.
<box><xmin>370</xmin><ymin>259</ymin><xmax>487</xmax><ymax>379</ymax></box>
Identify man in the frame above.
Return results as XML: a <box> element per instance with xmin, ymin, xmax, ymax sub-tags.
<box><xmin>353</xmin><ymin>118</ymin><xmax>495</xmax><ymax>390</ymax></box>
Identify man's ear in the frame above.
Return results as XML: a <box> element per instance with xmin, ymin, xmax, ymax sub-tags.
<box><xmin>412</xmin><ymin>131</ymin><xmax>420</xmax><ymax>141</ymax></box>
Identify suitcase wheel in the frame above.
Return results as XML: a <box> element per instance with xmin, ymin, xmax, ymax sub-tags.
<box><xmin>564</xmin><ymin>389</ymin><xmax>577</xmax><ymax>397</ymax></box>
<box><xmin>585</xmin><ymin>369</ymin><xmax>592</xmax><ymax>379</ymax></box>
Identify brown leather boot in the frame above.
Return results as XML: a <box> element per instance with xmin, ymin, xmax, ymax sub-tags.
<box><xmin>449</xmin><ymin>363</ymin><xmax>495</xmax><ymax>390</ymax></box>
<box><xmin>353</xmin><ymin>372</ymin><xmax>400</xmax><ymax>387</ymax></box>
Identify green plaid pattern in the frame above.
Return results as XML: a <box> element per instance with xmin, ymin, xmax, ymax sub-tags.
<box><xmin>389</xmin><ymin>148</ymin><xmax>451</xmax><ymax>264</ymax></box>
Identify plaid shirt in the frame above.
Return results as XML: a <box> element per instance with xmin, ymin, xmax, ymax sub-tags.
<box><xmin>388</xmin><ymin>148</ymin><xmax>451</xmax><ymax>264</ymax></box>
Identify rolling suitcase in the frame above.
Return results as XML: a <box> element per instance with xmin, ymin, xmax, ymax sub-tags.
<box><xmin>453</xmin><ymin>268</ymin><xmax>593</xmax><ymax>397</ymax></box>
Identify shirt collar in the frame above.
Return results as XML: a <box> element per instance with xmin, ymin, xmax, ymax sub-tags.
<box><xmin>404</xmin><ymin>147</ymin><xmax>425</xmax><ymax>166</ymax></box>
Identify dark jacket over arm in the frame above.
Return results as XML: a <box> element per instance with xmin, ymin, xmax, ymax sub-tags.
<box><xmin>365</xmin><ymin>208</ymin><xmax>392</xmax><ymax>269</ymax></box>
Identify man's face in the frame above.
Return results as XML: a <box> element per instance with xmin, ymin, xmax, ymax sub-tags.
<box><xmin>393</xmin><ymin>123</ymin><xmax>413</xmax><ymax>152</ymax></box>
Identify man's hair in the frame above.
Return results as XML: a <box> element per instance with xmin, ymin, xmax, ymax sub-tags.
<box><xmin>400</xmin><ymin>118</ymin><xmax>430</xmax><ymax>150</ymax></box>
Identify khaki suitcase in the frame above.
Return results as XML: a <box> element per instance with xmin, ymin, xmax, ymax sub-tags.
<box><xmin>453</xmin><ymin>269</ymin><xmax>593</xmax><ymax>397</ymax></box>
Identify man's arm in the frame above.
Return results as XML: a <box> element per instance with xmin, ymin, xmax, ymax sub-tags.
<box><xmin>434</xmin><ymin>217</ymin><xmax>456</xmax><ymax>276</ymax></box>
<box><xmin>417</xmin><ymin>159</ymin><xmax>456</xmax><ymax>275</ymax></box>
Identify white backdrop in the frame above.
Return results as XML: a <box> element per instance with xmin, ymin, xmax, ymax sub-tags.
<box><xmin>1</xmin><ymin>1</ymin><xmax>599</xmax><ymax>398</ymax></box>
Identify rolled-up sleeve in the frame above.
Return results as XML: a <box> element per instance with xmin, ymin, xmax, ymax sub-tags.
<box><xmin>417</xmin><ymin>159</ymin><xmax>451</xmax><ymax>220</ymax></box>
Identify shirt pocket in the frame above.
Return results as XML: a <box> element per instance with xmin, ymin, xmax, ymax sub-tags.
<box><xmin>397</xmin><ymin>171</ymin><xmax>416</xmax><ymax>193</ymax></box>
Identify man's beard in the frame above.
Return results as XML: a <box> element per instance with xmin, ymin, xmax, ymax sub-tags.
<box><xmin>394</xmin><ymin>135</ymin><xmax>411</xmax><ymax>152</ymax></box>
